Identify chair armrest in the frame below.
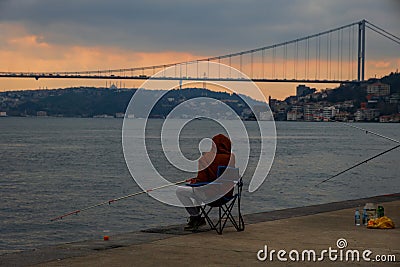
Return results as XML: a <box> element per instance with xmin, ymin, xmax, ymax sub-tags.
<box><xmin>186</xmin><ymin>182</ymin><xmax>222</xmax><ymax>187</ymax></box>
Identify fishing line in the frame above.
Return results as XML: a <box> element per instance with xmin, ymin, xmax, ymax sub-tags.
<box><xmin>50</xmin><ymin>179</ymin><xmax>188</xmax><ymax>221</ymax></box>
<box><xmin>315</xmin><ymin>122</ymin><xmax>400</xmax><ymax>186</ymax></box>
<box><xmin>336</xmin><ymin>121</ymin><xmax>400</xmax><ymax>144</ymax></box>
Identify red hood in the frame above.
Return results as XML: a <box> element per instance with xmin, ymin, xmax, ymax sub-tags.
<box><xmin>212</xmin><ymin>134</ymin><xmax>231</xmax><ymax>154</ymax></box>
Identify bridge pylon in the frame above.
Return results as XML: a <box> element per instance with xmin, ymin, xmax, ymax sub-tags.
<box><xmin>357</xmin><ymin>19</ymin><xmax>366</xmax><ymax>81</ymax></box>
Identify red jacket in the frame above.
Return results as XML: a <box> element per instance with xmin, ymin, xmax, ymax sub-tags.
<box><xmin>190</xmin><ymin>134</ymin><xmax>235</xmax><ymax>184</ymax></box>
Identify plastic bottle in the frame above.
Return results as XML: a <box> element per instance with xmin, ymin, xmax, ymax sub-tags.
<box><xmin>362</xmin><ymin>208</ymin><xmax>368</xmax><ymax>225</ymax></box>
<box><xmin>377</xmin><ymin>206</ymin><xmax>384</xmax><ymax>218</ymax></box>
<box><xmin>355</xmin><ymin>209</ymin><xmax>361</xmax><ymax>226</ymax></box>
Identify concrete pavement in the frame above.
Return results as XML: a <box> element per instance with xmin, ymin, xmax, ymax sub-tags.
<box><xmin>1</xmin><ymin>194</ymin><xmax>399</xmax><ymax>266</ymax></box>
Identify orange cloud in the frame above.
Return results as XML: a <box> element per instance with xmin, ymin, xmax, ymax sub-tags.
<box><xmin>370</xmin><ymin>60</ymin><xmax>391</xmax><ymax>69</ymax></box>
<box><xmin>7</xmin><ymin>35</ymin><xmax>50</xmax><ymax>48</ymax></box>
<box><xmin>0</xmin><ymin>25</ymin><xmax>207</xmax><ymax>93</ymax></box>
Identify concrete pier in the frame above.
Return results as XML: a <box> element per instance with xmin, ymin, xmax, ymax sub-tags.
<box><xmin>1</xmin><ymin>194</ymin><xmax>399</xmax><ymax>266</ymax></box>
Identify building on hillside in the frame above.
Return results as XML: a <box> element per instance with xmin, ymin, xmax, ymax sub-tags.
<box><xmin>355</xmin><ymin>108</ymin><xmax>380</xmax><ymax>121</ymax></box>
<box><xmin>36</xmin><ymin>111</ymin><xmax>47</xmax><ymax>116</ymax></box>
<box><xmin>291</xmin><ymin>105</ymin><xmax>303</xmax><ymax>113</ymax></box>
<box><xmin>379</xmin><ymin>114</ymin><xmax>400</xmax><ymax>123</ymax></box>
<box><xmin>286</xmin><ymin>105</ymin><xmax>303</xmax><ymax>121</ymax></box>
<box><xmin>335</xmin><ymin>112</ymin><xmax>350</xmax><ymax>122</ymax></box>
<box><xmin>389</xmin><ymin>93</ymin><xmax>400</xmax><ymax>104</ymax></box>
<box><xmin>287</xmin><ymin>111</ymin><xmax>298</xmax><ymax>121</ymax></box>
<box><xmin>379</xmin><ymin>115</ymin><xmax>391</xmax><ymax>123</ymax></box>
<box><xmin>259</xmin><ymin>112</ymin><xmax>273</xmax><ymax>121</ymax></box>
<box><xmin>270</xmin><ymin>100</ymin><xmax>289</xmax><ymax>121</ymax></box>
<box><xmin>93</xmin><ymin>114</ymin><xmax>114</xmax><ymax>118</ymax></box>
<box><xmin>304</xmin><ymin>104</ymin><xmax>316</xmax><ymax>121</ymax></box>
<box><xmin>367</xmin><ymin>82</ymin><xmax>390</xmax><ymax>96</ymax></box>
<box><xmin>364</xmin><ymin>109</ymin><xmax>380</xmax><ymax>121</ymax></box>
<box><xmin>323</xmin><ymin>106</ymin><xmax>337</xmax><ymax>121</ymax></box>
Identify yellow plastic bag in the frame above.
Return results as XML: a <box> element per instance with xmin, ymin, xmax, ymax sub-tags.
<box><xmin>367</xmin><ymin>216</ymin><xmax>395</xmax><ymax>229</ymax></box>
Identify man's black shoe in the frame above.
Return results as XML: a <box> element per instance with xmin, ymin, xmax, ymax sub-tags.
<box><xmin>184</xmin><ymin>216</ymin><xmax>206</xmax><ymax>231</ymax></box>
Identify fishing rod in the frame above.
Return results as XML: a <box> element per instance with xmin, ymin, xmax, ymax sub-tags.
<box><xmin>315</xmin><ymin>121</ymin><xmax>400</xmax><ymax>186</ymax></box>
<box><xmin>50</xmin><ymin>179</ymin><xmax>188</xmax><ymax>221</ymax></box>
<box><xmin>315</xmin><ymin>143</ymin><xmax>400</xmax><ymax>186</ymax></box>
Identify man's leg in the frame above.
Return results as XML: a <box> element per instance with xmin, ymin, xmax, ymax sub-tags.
<box><xmin>176</xmin><ymin>186</ymin><xmax>205</xmax><ymax>230</ymax></box>
<box><xmin>176</xmin><ymin>186</ymin><xmax>200</xmax><ymax>216</ymax></box>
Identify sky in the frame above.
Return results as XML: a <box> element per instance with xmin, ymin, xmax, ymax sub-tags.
<box><xmin>0</xmin><ymin>0</ymin><xmax>399</xmax><ymax>100</ymax></box>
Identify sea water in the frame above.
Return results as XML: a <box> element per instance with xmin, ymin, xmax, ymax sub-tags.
<box><xmin>1</xmin><ymin>117</ymin><xmax>399</xmax><ymax>254</ymax></box>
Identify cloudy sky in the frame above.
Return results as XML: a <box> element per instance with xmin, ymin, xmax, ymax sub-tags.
<box><xmin>0</xmin><ymin>0</ymin><xmax>399</xmax><ymax>99</ymax></box>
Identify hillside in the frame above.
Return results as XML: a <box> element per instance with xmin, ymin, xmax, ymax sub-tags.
<box><xmin>0</xmin><ymin>87</ymin><xmax>262</xmax><ymax>118</ymax></box>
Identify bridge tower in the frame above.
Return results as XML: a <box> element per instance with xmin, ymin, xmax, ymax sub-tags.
<box><xmin>357</xmin><ymin>19</ymin><xmax>366</xmax><ymax>81</ymax></box>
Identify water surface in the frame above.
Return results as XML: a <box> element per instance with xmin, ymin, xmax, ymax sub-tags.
<box><xmin>1</xmin><ymin>117</ymin><xmax>399</xmax><ymax>254</ymax></box>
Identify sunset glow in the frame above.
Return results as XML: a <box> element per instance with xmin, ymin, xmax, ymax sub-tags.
<box><xmin>1</xmin><ymin>1</ymin><xmax>399</xmax><ymax>100</ymax></box>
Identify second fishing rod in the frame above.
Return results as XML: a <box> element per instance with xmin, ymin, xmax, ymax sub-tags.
<box><xmin>315</xmin><ymin>121</ymin><xmax>400</xmax><ymax>186</ymax></box>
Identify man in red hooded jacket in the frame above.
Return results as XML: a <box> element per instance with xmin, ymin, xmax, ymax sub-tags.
<box><xmin>176</xmin><ymin>134</ymin><xmax>235</xmax><ymax>231</ymax></box>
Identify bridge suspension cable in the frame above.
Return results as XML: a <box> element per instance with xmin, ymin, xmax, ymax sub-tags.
<box><xmin>1</xmin><ymin>19</ymin><xmax>398</xmax><ymax>84</ymax></box>
<box><xmin>364</xmin><ymin>20</ymin><xmax>400</xmax><ymax>45</ymax></box>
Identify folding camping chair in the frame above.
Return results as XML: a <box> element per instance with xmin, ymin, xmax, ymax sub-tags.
<box><xmin>199</xmin><ymin>166</ymin><xmax>244</xmax><ymax>234</ymax></box>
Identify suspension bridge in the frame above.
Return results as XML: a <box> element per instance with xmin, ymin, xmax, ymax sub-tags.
<box><xmin>1</xmin><ymin>19</ymin><xmax>399</xmax><ymax>84</ymax></box>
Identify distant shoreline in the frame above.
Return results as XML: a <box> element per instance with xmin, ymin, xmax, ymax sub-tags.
<box><xmin>1</xmin><ymin>116</ymin><xmax>399</xmax><ymax>123</ymax></box>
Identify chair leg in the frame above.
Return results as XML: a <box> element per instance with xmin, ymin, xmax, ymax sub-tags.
<box><xmin>217</xmin><ymin>207</ymin><xmax>222</xmax><ymax>234</ymax></box>
<box><xmin>200</xmin><ymin>195</ymin><xmax>245</xmax><ymax>234</ymax></box>
<box><xmin>220</xmin><ymin>200</ymin><xmax>240</xmax><ymax>231</ymax></box>
<box><xmin>201</xmin><ymin>206</ymin><xmax>216</xmax><ymax>230</ymax></box>
<box><xmin>237</xmin><ymin>195</ymin><xmax>245</xmax><ymax>231</ymax></box>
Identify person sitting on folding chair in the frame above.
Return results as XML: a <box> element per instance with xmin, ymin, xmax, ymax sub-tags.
<box><xmin>176</xmin><ymin>134</ymin><xmax>235</xmax><ymax>231</ymax></box>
